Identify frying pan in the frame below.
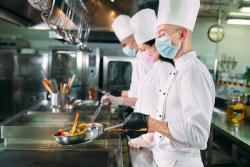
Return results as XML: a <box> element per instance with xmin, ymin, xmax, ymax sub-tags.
<box><xmin>53</xmin><ymin>123</ymin><xmax>147</xmax><ymax>145</ymax></box>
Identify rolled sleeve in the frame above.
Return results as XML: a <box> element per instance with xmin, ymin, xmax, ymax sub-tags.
<box><xmin>168</xmin><ymin>122</ymin><xmax>188</xmax><ymax>149</ymax></box>
<box><xmin>169</xmin><ymin>68</ymin><xmax>215</xmax><ymax>150</ymax></box>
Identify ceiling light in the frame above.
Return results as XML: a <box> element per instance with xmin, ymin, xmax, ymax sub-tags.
<box><xmin>227</xmin><ymin>19</ymin><xmax>250</xmax><ymax>25</ymax></box>
<box><xmin>111</xmin><ymin>0</ymin><xmax>114</xmax><ymax>2</ymax></box>
<box><xmin>229</xmin><ymin>12</ymin><xmax>250</xmax><ymax>16</ymax></box>
<box><xmin>239</xmin><ymin>6</ymin><xmax>250</xmax><ymax>12</ymax></box>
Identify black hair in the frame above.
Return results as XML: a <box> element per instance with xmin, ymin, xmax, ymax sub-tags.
<box><xmin>144</xmin><ymin>39</ymin><xmax>175</xmax><ymax>67</ymax></box>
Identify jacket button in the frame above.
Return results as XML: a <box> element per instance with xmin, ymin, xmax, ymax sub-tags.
<box><xmin>157</xmin><ymin>110</ymin><xmax>158</xmax><ymax>112</ymax></box>
<box><xmin>163</xmin><ymin>93</ymin><xmax>165</xmax><ymax>95</ymax></box>
<box><xmin>159</xmin><ymin>136</ymin><xmax>161</xmax><ymax>138</ymax></box>
<box><xmin>170</xmin><ymin>73</ymin><xmax>171</xmax><ymax>75</ymax></box>
<box><xmin>174</xmin><ymin>73</ymin><xmax>175</xmax><ymax>75</ymax></box>
<box><xmin>159</xmin><ymin>115</ymin><xmax>161</xmax><ymax>117</ymax></box>
<box><xmin>159</xmin><ymin>90</ymin><xmax>161</xmax><ymax>92</ymax></box>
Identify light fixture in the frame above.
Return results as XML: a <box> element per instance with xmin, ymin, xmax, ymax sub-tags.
<box><xmin>239</xmin><ymin>6</ymin><xmax>250</xmax><ymax>13</ymax></box>
<box><xmin>229</xmin><ymin>12</ymin><xmax>250</xmax><ymax>16</ymax></box>
<box><xmin>227</xmin><ymin>19</ymin><xmax>250</xmax><ymax>25</ymax></box>
<box><xmin>111</xmin><ymin>0</ymin><xmax>114</xmax><ymax>2</ymax></box>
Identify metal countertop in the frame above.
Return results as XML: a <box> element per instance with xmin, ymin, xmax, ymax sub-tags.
<box><xmin>212</xmin><ymin>106</ymin><xmax>250</xmax><ymax>151</ymax></box>
<box><xmin>0</xmin><ymin>100</ymin><xmax>124</xmax><ymax>167</ymax></box>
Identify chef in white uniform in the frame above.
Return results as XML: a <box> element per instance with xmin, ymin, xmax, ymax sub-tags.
<box><xmin>103</xmin><ymin>9</ymin><xmax>175</xmax><ymax>149</ymax></box>
<box><xmin>121</xmin><ymin>0</ymin><xmax>216</xmax><ymax>166</ymax></box>
<box><xmin>112</xmin><ymin>15</ymin><xmax>153</xmax><ymax>99</ymax></box>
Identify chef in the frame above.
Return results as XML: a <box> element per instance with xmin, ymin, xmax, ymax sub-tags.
<box><xmin>111</xmin><ymin>15</ymin><xmax>153</xmax><ymax>100</ymax></box>
<box><xmin>103</xmin><ymin>9</ymin><xmax>175</xmax><ymax>149</ymax></box>
<box><xmin>121</xmin><ymin>0</ymin><xmax>216</xmax><ymax>166</ymax></box>
<box><xmin>89</xmin><ymin>15</ymin><xmax>153</xmax><ymax>116</ymax></box>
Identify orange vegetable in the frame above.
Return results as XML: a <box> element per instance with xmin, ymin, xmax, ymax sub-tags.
<box><xmin>72</xmin><ymin>113</ymin><xmax>79</xmax><ymax>125</ymax></box>
<box><xmin>79</xmin><ymin>123</ymin><xmax>88</xmax><ymax>127</ymax></box>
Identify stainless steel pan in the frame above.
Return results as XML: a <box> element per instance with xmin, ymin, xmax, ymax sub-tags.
<box><xmin>53</xmin><ymin>123</ymin><xmax>123</xmax><ymax>145</ymax></box>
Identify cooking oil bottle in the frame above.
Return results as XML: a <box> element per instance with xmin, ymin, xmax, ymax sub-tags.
<box><xmin>227</xmin><ymin>90</ymin><xmax>245</xmax><ymax>122</ymax></box>
<box><xmin>245</xmin><ymin>95</ymin><xmax>250</xmax><ymax>121</ymax></box>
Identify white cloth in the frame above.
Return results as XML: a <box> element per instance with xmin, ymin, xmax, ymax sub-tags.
<box><xmin>128</xmin><ymin>51</ymin><xmax>153</xmax><ymax>98</ymax></box>
<box><xmin>135</xmin><ymin>60</ymin><xmax>174</xmax><ymax>119</ymax></box>
<box><xmin>152</xmin><ymin>147</ymin><xmax>203</xmax><ymax>167</ymax></box>
<box><xmin>130</xmin><ymin>9</ymin><xmax>157</xmax><ymax>45</ymax></box>
<box><xmin>157</xmin><ymin>0</ymin><xmax>200</xmax><ymax>31</ymax></box>
<box><xmin>154</xmin><ymin>51</ymin><xmax>215</xmax><ymax>161</ymax></box>
<box><xmin>112</xmin><ymin>15</ymin><xmax>134</xmax><ymax>41</ymax></box>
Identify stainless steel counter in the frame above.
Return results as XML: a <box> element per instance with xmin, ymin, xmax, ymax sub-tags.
<box><xmin>206</xmin><ymin>106</ymin><xmax>250</xmax><ymax>167</ymax></box>
<box><xmin>0</xmin><ymin>100</ymin><xmax>124</xmax><ymax>167</ymax></box>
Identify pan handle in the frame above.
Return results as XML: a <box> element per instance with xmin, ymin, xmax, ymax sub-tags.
<box><xmin>103</xmin><ymin>123</ymin><xmax>148</xmax><ymax>132</ymax></box>
<box><xmin>103</xmin><ymin>123</ymin><xmax>124</xmax><ymax>132</ymax></box>
<box><xmin>109</xmin><ymin>128</ymin><xmax>147</xmax><ymax>132</ymax></box>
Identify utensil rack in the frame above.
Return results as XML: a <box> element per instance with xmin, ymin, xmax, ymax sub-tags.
<box><xmin>28</xmin><ymin>0</ymin><xmax>92</xmax><ymax>52</ymax></box>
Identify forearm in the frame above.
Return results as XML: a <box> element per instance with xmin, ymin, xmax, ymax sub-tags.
<box><xmin>122</xmin><ymin>97</ymin><xmax>137</xmax><ymax>107</ymax></box>
<box><xmin>121</xmin><ymin>91</ymin><xmax>129</xmax><ymax>98</ymax></box>
<box><xmin>147</xmin><ymin>116</ymin><xmax>187</xmax><ymax>146</ymax></box>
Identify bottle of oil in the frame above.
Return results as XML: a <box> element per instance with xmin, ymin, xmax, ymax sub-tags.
<box><xmin>227</xmin><ymin>90</ymin><xmax>245</xmax><ymax>122</ymax></box>
<box><xmin>245</xmin><ymin>95</ymin><xmax>250</xmax><ymax>120</ymax></box>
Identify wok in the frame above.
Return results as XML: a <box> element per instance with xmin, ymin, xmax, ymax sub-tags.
<box><xmin>53</xmin><ymin>123</ymin><xmax>147</xmax><ymax>145</ymax></box>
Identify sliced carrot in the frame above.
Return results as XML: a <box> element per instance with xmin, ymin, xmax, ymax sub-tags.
<box><xmin>72</xmin><ymin>113</ymin><xmax>79</xmax><ymax>125</ymax></box>
<box><xmin>79</xmin><ymin>123</ymin><xmax>88</xmax><ymax>127</ymax></box>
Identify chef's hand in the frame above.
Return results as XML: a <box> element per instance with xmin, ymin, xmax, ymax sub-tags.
<box><xmin>126</xmin><ymin>130</ymin><xmax>146</xmax><ymax>139</ymax></box>
<box><xmin>128</xmin><ymin>135</ymin><xmax>152</xmax><ymax>148</ymax></box>
<box><xmin>121</xmin><ymin>112</ymin><xmax>148</xmax><ymax>130</ymax></box>
<box><xmin>101</xmin><ymin>95</ymin><xmax>123</xmax><ymax>105</ymax></box>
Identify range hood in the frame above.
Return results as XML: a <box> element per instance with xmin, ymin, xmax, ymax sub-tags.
<box><xmin>0</xmin><ymin>0</ymin><xmax>139</xmax><ymax>32</ymax></box>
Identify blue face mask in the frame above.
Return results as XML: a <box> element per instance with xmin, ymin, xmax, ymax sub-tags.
<box><xmin>122</xmin><ymin>39</ymin><xmax>136</xmax><ymax>57</ymax></box>
<box><xmin>155</xmin><ymin>31</ymin><xmax>182</xmax><ymax>59</ymax></box>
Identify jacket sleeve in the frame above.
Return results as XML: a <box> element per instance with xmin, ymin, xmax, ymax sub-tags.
<box><xmin>128</xmin><ymin>59</ymin><xmax>139</xmax><ymax>98</ymax></box>
<box><xmin>167</xmin><ymin>68</ymin><xmax>215</xmax><ymax>150</ymax></box>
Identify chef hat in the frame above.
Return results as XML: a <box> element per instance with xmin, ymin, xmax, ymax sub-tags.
<box><xmin>130</xmin><ymin>9</ymin><xmax>157</xmax><ymax>45</ymax></box>
<box><xmin>112</xmin><ymin>15</ymin><xmax>134</xmax><ymax>41</ymax></box>
<box><xmin>157</xmin><ymin>0</ymin><xmax>200</xmax><ymax>32</ymax></box>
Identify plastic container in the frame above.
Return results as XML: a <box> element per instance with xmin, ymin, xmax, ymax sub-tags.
<box><xmin>227</xmin><ymin>89</ymin><xmax>245</xmax><ymax>122</ymax></box>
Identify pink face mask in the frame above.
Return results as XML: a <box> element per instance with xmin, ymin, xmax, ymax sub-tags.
<box><xmin>140</xmin><ymin>46</ymin><xmax>156</xmax><ymax>63</ymax></box>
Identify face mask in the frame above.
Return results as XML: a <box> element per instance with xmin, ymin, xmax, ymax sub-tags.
<box><xmin>122</xmin><ymin>39</ymin><xmax>136</xmax><ymax>57</ymax></box>
<box><xmin>155</xmin><ymin>31</ymin><xmax>182</xmax><ymax>59</ymax></box>
<box><xmin>140</xmin><ymin>46</ymin><xmax>156</xmax><ymax>63</ymax></box>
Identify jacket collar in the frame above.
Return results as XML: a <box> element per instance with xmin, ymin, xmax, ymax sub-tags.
<box><xmin>153</xmin><ymin>59</ymin><xmax>161</xmax><ymax>69</ymax></box>
<box><xmin>175</xmin><ymin>51</ymin><xmax>196</xmax><ymax>70</ymax></box>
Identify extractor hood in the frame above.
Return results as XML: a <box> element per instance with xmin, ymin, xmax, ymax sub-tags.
<box><xmin>0</xmin><ymin>0</ymin><xmax>139</xmax><ymax>32</ymax></box>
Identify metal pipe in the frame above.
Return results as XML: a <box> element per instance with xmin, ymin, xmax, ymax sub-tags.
<box><xmin>214</xmin><ymin>0</ymin><xmax>222</xmax><ymax>80</ymax></box>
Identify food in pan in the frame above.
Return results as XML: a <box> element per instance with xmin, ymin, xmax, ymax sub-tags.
<box><xmin>58</xmin><ymin>113</ymin><xmax>89</xmax><ymax>137</ymax></box>
<box><xmin>89</xmin><ymin>84</ymin><xmax>97</xmax><ymax>101</ymax></box>
<box><xmin>59</xmin><ymin>128</ymin><xmax>88</xmax><ymax>136</ymax></box>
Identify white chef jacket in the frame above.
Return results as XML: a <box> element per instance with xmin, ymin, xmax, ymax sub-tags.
<box><xmin>135</xmin><ymin>60</ymin><xmax>174</xmax><ymax>119</ymax></box>
<box><xmin>128</xmin><ymin>51</ymin><xmax>154</xmax><ymax>98</ymax></box>
<box><xmin>154</xmin><ymin>51</ymin><xmax>215</xmax><ymax>160</ymax></box>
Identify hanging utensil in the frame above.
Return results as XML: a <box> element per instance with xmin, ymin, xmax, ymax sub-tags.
<box><xmin>28</xmin><ymin>0</ymin><xmax>53</xmax><ymax>13</ymax></box>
